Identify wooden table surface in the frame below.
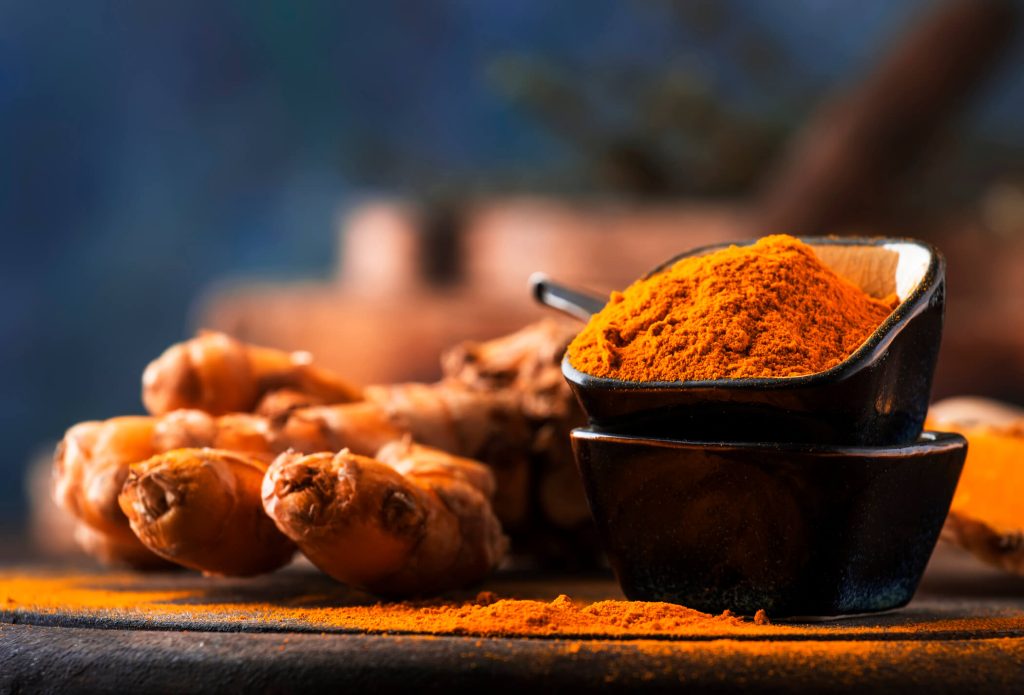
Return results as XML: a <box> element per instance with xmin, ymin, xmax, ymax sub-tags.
<box><xmin>2</xmin><ymin>545</ymin><xmax>1022</xmax><ymax>693</ymax></box>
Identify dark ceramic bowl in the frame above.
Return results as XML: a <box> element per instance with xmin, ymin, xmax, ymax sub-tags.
<box><xmin>571</xmin><ymin>427</ymin><xmax>967</xmax><ymax>617</ymax></box>
<box><xmin>549</xmin><ymin>237</ymin><xmax>945</xmax><ymax>446</ymax></box>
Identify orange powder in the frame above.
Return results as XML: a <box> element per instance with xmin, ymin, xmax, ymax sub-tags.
<box><xmin>5</xmin><ymin>572</ymin><xmax>1023</xmax><ymax>642</ymax></box>
<box><xmin>568</xmin><ymin>235</ymin><xmax>897</xmax><ymax>382</ymax></box>
<box><xmin>0</xmin><ymin>574</ymin><xmax>768</xmax><ymax>638</ymax></box>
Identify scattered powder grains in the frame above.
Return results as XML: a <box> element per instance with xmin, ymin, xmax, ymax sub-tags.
<box><xmin>413</xmin><ymin>593</ymin><xmax>754</xmax><ymax>637</ymax></box>
<box><xmin>6</xmin><ymin>573</ymin><xmax>1024</xmax><ymax>688</ymax></box>
<box><xmin>568</xmin><ymin>234</ymin><xmax>898</xmax><ymax>382</ymax></box>
<box><xmin>4</xmin><ymin>573</ymin><xmax>1023</xmax><ymax>644</ymax></box>
<box><xmin>0</xmin><ymin>574</ymin><xmax>771</xmax><ymax>638</ymax></box>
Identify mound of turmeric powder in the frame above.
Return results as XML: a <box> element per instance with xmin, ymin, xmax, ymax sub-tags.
<box><xmin>568</xmin><ymin>235</ymin><xmax>897</xmax><ymax>382</ymax></box>
<box><xmin>0</xmin><ymin>573</ymin><xmax>773</xmax><ymax>638</ymax></box>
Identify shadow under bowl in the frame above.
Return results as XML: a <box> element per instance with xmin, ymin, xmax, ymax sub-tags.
<box><xmin>564</xmin><ymin>236</ymin><xmax>945</xmax><ymax>446</ymax></box>
<box><xmin>571</xmin><ymin>427</ymin><xmax>967</xmax><ymax>618</ymax></box>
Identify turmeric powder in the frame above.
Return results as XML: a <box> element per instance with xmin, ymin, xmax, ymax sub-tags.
<box><xmin>0</xmin><ymin>573</ymin><xmax>769</xmax><ymax>638</ymax></box>
<box><xmin>6</xmin><ymin>571</ymin><xmax>1024</xmax><ymax>642</ymax></box>
<box><xmin>568</xmin><ymin>235</ymin><xmax>897</xmax><ymax>382</ymax></box>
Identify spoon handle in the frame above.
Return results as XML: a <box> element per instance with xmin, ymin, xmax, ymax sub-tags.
<box><xmin>529</xmin><ymin>273</ymin><xmax>606</xmax><ymax>322</ymax></box>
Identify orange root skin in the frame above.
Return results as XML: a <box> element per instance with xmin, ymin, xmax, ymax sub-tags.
<box><xmin>53</xmin><ymin>417</ymin><xmax>158</xmax><ymax>547</ymax></box>
<box><xmin>263</xmin><ymin>448</ymin><xmax>506</xmax><ymax>596</ymax></box>
<box><xmin>73</xmin><ymin>522</ymin><xmax>178</xmax><ymax>571</ymax></box>
<box><xmin>142</xmin><ymin>331</ymin><xmax>362</xmax><ymax>416</ymax></box>
<box><xmin>120</xmin><ymin>448</ymin><xmax>295</xmax><ymax>576</ymax></box>
<box><xmin>928</xmin><ymin>397</ymin><xmax>1024</xmax><ymax>575</ymax></box>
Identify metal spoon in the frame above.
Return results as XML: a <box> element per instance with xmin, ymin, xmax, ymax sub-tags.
<box><xmin>529</xmin><ymin>273</ymin><xmax>605</xmax><ymax>322</ymax></box>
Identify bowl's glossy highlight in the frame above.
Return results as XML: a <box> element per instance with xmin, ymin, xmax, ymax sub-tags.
<box><xmin>571</xmin><ymin>428</ymin><xmax>967</xmax><ymax>617</ymax></box>
<box><xmin>562</xmin><ymin>237</ymin><xmax>945</xmax><ymax>446</ymax></box>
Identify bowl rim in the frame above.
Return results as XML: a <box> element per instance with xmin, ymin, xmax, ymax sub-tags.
<box><xmin>570</xmin><ymin>427</ymin><xmax>966</xmax><ymax>456</ymax></box>
<box><xmin>562</xmin><ymin>235</ymin><xmax>944</xmax><ymax>392</ymax></box>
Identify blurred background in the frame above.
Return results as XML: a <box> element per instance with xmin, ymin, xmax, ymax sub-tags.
<box><xmin>2</xmin><ymin>0</ymin><xmax>1024</xmax><ymax>539</ymax></box>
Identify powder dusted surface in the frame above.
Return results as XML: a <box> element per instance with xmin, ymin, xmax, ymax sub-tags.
<box><xmin>568</xmin><ymin>235</ymin><xmax>897</xmax><ymax>382</ymax></box>
<box><xmin>0</xmin><ymin>573</ymin><xmax>768</xmax><ymax>638</ymax></box>
<box><xmin>2</xmin><ymin>565</ymin><xmax>1023</xmax><ymax>641</ymax></box>
<box><xmin>4</xmin><ymin>556</ymin><xmax>1024</xmax><ymax>691</ymax></box>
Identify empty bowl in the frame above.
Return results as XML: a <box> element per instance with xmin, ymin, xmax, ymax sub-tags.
<box><xmin>538</xmin><ymin>236</ymin><xmax>945</xmax><ymax>446</ymax></box>
<box><xmin>570</xmin><ymin>427</ymin><xmax>966</xmax><ymax>617</ymax></box>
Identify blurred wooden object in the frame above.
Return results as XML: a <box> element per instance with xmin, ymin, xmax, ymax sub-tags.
<box><xmin>749</xmin><ymin>0</ymin><xmax>1024</xmax><ymax>405</ymax></box>
<box><xmin>199</xmin><ymin>198</ymin><xmax>745</xmax><ymax>386</ymax></box>
<box><xmin>757</xmin><ymin>0</ymin><xmax>1018</xmax><ymax>235</ymax></box>
<box><xmin>197</xmin><ymin>199</ymin><xmax>744</xmax><ymax>567</ymax></box>
<box><xmin>189</xmin><ymin>0</ymin><xmax>1024</xmax><ymax>570</ymax></box>
<box><xmin>197</xmin><ymin>197</ymin><xmax>1024</xmax><ymax>409</ymax></box>
<box><xmin>932</xmin><ymin>224</ymin><xmax>1024</xmax><ymax>402</ymax></box>
<box><xmin>199</xmin><ymin>0</ymin><xmax>1023</xmax><ymax>391</ymax></box>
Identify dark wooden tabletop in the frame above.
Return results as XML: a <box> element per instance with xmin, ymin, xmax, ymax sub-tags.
<box><xmin>2</xmin><ymin>545</ymin><xmax>1022</xmax><ymax>693</ymax></box>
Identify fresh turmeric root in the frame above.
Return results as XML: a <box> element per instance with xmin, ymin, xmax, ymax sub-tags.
<box><xmin>442</xmin><ymin>320</ymin><xmax>596</xmax><ymax>562</ymax></box>
<box><xmin>57</xmin><ymin>320</ymin><xmax>589</xmax><ymax>576</ymax></box>
<box><xmin>152</xmin><ymin>409</ymin><xmax>277</xmax><ymax>457</ymax></box>
<box><xmin>143</xmin><ymin>322</ymin><xmax>574</xmax><ymax>537</ymax></box>
<box><xmin>262</xmin><ymin>443</ymin><xmax>507</xmax><ymax>596</ymax></box>
<box><xmin>72</xmin><ymin>521</ymin><xmax>176</xmax><ymax>570</ymax></box>
<box><xmin>254</xmin><ymin>388</ymin><xmax>333</xmax><ymax>422</ymax></box>
<box><xmin>277</xmin><ymin>384</ymin><xmax>536</xmax><ymax>532</ymax></box>
<box><xmin>276</xmin><ymin>400</ymin><xmax>407</xmax><ymax>457</ymax></box>
<box><xmin>280</xmin><ymin>384</ymin><xmax>531</xmax><ymax>457</ymax></box>
<box><xmin>142</xmin><ymin>331</ymin><xmax>363</xmax><ymax>416</ymax></box>
<box><xmin>377</xmin><ymin>439</ymin><xmax>497</xmax><ymax>499</ymax></box>
<box><xmin>120</xmin><ymin>448</ymin><xmax>296</xmax><ymax>576</ymax></box>
<box><xmin>54</xmin><ymin>390</ymin><xmax>519</xmax><ymax>572</ymax></box>
<box><xmin>52</xmin><ymin>417</ymin><xmax>167</xmax><ymax>567</ymax></box>
<box><xmin>442</xmin><ymin>318</ymin><xmax>578</xmax><ymax>422</ymax></box>
<box><xmin>53</xmin><ymin>410</ymin><xmax>280</xmax><ymax>568</ymax></box>
<box><xmin>927</xmin><ymin>397</ymin><xmax>1024</xmax><ymax>575</ymax></box>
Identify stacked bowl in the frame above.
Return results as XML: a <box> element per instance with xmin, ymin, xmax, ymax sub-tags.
<box><xmin>535</xmin><ymin>237</ymin><xmax>967</xmax><ymax>617</ymax></box>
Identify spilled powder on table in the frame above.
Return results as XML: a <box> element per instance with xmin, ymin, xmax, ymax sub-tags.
<box><xmin>0</xmin><ymin>572</ymin><xmax>773</xmax><ymax>638</ymax></box>
<box><xmin>3</xmin><ymin>572</ymin><xmax>1023</xmax><ymax>641</ymax></box>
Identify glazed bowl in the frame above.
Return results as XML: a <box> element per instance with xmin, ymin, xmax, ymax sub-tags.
<box><xmin>570</xmin><ymin>427</ymin><xmax>966</xmax><ymax>617</ymax></box>
<box><xmin>548</xmin><ymin>236</ymin><xmax>944</xmax><ymax>446</ymax></box>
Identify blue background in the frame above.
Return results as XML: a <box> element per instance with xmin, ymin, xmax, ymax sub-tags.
<box><xmin>1</xmin><ymin>0</ymin><xmax>1022</xmax><ymax>525</ymax></box>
